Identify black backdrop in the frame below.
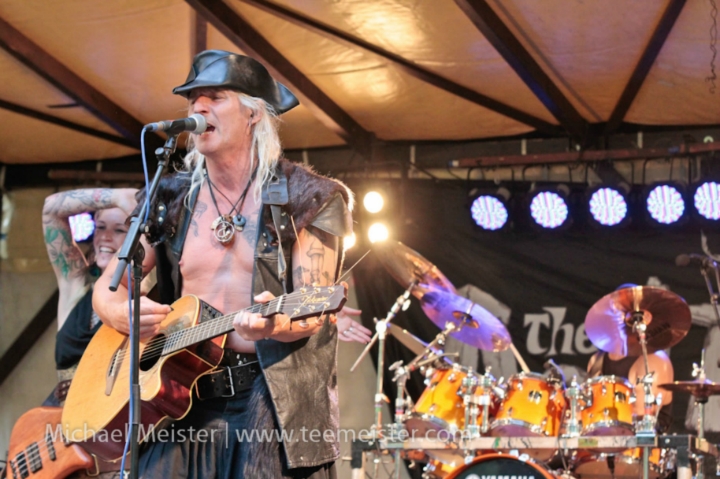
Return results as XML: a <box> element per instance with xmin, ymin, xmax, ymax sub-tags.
<box><xmin>348</xmin><ymin>179</ymin><xmax>715</xmax><ymax>439</ymax></box>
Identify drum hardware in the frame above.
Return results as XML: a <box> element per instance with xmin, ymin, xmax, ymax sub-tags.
<box><xmin>659</xmin><ymin>349</ymin><xmax>720</xmax><ymax>479</ymax></box>
<box><xmin>351</xmin><ymin>281</ymin><xmax>416</xmax><ymax>434</ymax></box>
<box><xmin>564</xmin><ymin>376</ymin><xmax>583</xmax><ymax>438</ymax></box>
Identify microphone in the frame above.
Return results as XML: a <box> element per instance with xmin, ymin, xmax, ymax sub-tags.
<box><xmin>144</xmin><ymin>114</ymin><xmax>207</xmax><ymax>135</ymax></box>
<box><xmin>675</xmin><ymin>253</ymin><xmax>717</xmax><ymax>268</ymax></box>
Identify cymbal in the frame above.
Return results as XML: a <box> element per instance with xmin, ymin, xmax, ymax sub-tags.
<box><xmin>374</xmin><ymin>241</ymin><xmax>456</xmax><ymax>298</ymax></box>
<box><xmin>659</xmin><ymin>380</ymin><xmax>720</xmax><ymax>399</ymax></box>
<box><xmin>585</xmin><ymin>286</ymin><xmax>691</xmax><ymax>357</ymax></box>
<box><xmin>387</xmin><ymin>322</ymin><xmax>431</xmax><ymax>356</ymax></box>
<box><xmin>419</xmin><ymin>287</ymin><xmax>511</xmax><ymax>352</ymax></box>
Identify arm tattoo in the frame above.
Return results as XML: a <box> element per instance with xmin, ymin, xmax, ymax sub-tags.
<box><xmin>42</xmin><ymin>189</ymin><xmax>115</xmax><ymax>279</ymax></box>
<box><xmin>292</xmin><ymin>265</ymin><xmax>309</xmax><ymax>287</ymax></box>
<box><xmin>190</xmin><ymin>200</ymin><xmax>208</xmax><ymax>237</ymax></box>
<box><xmin>307</xmin><ymin>236</ymin><xmax>325</xmax><ymax>285</ymax></box>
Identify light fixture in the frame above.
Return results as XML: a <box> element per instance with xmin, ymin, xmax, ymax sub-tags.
<box><xmin>588</xmin><ymin>185</ymin><xmax>629</xmax><ymax>227</ymax></box>
<box><xmin>645</xmin><ymin>183</ymin><xmax>685</xmax><ymax>225</ymax></box>
<box><xmin>528</xmin><ymin>185</ymin><xmax>571</xmax><ymax>230</ymax></box>
<box><xmin>368</xmin><ymin>222</ymin><xmax>389</xmax><ymax>243</ymax></box>
<box><xmin>69</xmin><ymin>212</ymin><xmax>95</xmax><ymax>242</ymax></box>
<box><xmin>343</xmin><ymin>232</ymin><xmax>357</xmax><ymax>251</ymax></box>
<box><xmin>363</xmin><ymin>191</ymin><xmax>384</xmax><ymax>214</ymax></box>
<box><xmin>470</xmin><ymin>187</ymin><xmax>510</xmax><ymax>231</ymax></box>
<box><xmin>693</xmin><ymin>181</ymin><xmax>720</xmax><ymax>220</ymax></box>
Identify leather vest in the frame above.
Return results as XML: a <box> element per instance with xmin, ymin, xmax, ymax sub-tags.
<box><xmin>151</xmin><ymin>162</ymin><xmax>350</xmax><ymax>468</ymax></box>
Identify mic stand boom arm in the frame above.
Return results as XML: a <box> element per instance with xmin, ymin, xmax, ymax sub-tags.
<box><xmin>107</xmin><ymin>134</ymin><xmax>178</xmax><ymax>479</ymax></box>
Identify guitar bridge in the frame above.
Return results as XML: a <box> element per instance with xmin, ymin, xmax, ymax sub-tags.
<box><xmin>105</xmin><ymin>337</ymin><xmax>128</xmax><ymax>396</ymax></box>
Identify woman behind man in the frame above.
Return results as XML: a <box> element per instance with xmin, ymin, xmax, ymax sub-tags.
<box><xmin>42</xmin><ymin>187</ymin><xmax>137</xmax><ymax>405</ymax></box>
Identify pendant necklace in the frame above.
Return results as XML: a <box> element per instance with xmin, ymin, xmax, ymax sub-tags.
<box><xmin>205</xmin><ymin>167</ymin><xmax>257</xmax><ymax>245</ymax></box>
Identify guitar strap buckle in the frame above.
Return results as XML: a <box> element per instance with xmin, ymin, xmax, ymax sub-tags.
<box><xmin>221</xmin><ymin>366</ymin><xmax>236</xmax><ymax>398</ymax></box>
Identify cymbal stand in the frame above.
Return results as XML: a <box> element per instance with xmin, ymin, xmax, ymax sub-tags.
<box><xmin>350</xmin><ymin>282</ymin><xmax>415</xmax><ymax>436</ymax></box>
<box><xmin>693</xmin><ymin>350</ymin><xmax>708</xmax><ymax>479</ymax></box>
<box><xmin>630</xmin><ymin>312</ymin><xmax>657</xmax><ymax>479</ymax></box>
<box><xmin>461</xmin><ymin>368</ymin><xmax>480</xmax><ymax>439</ymax></box>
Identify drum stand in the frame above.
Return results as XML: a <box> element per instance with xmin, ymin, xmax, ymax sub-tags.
<box><xmin>564</xmin><ymin>376</ymin><xmax>583</xmax><ymax>438</ymax></box>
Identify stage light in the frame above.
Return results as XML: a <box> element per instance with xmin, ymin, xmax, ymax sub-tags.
<box><xmin>470</xmin><ymin>189</ymin><xmax>509</xmax><ymax>231</ymax></box>
<box><xmin>69</xmin><ymin>212</ymin><xmax>95</xmax><ymax>241</ymax></box>
<box><xmin>693</xmin><ymin>181</ymin><xmax>720</xmax><ymax>220</ymax></box>
<box><xmin>343</xmin><ymin>232</ymin><xmax>356</xmax><ymax>251</ymax></box>
<box><xmin>588</xmin><ymin>186</ymin><xmax>628</xmax><ymax>226</ymax></box>
<box><xmin>528</xmin><ymin>188</ymin><xmax>570</xmax><ymax>229</ymax></box>
<box><xmin>646</xmin><ymin>183</ymin><xmax>685</xmax><ymax>224</ymax></box>
<box><xmin>368</xmin><ymin>222</ymin><xmax>389</xmax><ymax>243</ymax></box>
<box><xmin>363</xmin><ymin>191</ymin><xmax>384</xmax><ymax>214</ymax></box>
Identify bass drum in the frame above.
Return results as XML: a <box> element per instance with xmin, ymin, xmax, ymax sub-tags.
<box><xmin>445</xmin><ymin>453</ymin><xmax>557</xmax><ymax>479</ymax></box>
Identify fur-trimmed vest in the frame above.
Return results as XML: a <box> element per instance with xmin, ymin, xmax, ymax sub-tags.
<box><xmin>138</xmin><ymin>159</ymin><xmax>352</xmax><ymax>471</ymax></box>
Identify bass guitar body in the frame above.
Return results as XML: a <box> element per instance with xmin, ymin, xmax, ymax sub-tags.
<box><xmin>7</xmin><ymin>407</ymin><xmax>95</xmax><ymax>479</ymax></box>
<box><xmin>62</xmin><ymin>295</ymin><xmax>225</xmax><ymax>461</ymax></box>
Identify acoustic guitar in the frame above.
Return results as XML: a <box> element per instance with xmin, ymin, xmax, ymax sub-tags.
<box><xmin>61</xmin><ymin>285</ymin><xmax>346</xmax><ymax>461</ymax></box>
<box><xmin>6</xmin><ymin>407</ymin><xmax>96</xmax><ymax>479</ymax></box>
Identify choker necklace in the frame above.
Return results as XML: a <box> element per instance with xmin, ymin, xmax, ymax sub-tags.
<box><xmin>205</xmin><ymin>168</ymin><xmax>257</xmax><ymax>244</ymax></box>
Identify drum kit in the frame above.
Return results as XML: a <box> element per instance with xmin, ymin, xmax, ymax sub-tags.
<box><xmin>352</xmin><ymin>241</ymin><xmax>720</xmax><ymax>479</ymax></box>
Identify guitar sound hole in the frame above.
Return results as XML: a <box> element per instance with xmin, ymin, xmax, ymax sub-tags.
<box><xmin>140</xmin><ymin>335</ymin><xmax>167</xmax><ymax>371</ymax></box>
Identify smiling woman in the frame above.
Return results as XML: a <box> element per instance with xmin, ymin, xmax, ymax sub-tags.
<box><xmin>41</xmin><ymin>187</ymin><xmax>137</xmax><ymax>407</ymax></box>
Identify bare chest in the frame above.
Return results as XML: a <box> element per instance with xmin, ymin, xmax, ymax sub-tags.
<box><xmin>179</xmin><ymin>189</ymin><xmax>262</xmax><ymax>314</ymax></box>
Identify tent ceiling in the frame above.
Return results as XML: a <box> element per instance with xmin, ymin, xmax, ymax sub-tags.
<box><xmin>0</xmin><ymin>0</ymin><xmax>717</xmax><ymax>165</ymax></box>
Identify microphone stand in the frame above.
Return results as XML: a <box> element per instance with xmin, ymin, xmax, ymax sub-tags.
<box><xmin>699</xmin><ymin>258</ymin><xmax>720</xmax><ymax>330</ymax></box>
<box><xmin>108</xmin><ymin>133</ymin><xmax>177</xmax><ymax>479</ymax></box>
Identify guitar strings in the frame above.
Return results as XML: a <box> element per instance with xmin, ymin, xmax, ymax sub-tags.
<box><xmin>9</xmin><ymin>439</ymin><xmax>72</xmax><ymax>474</ymax></box>
<box><xmin>107</xmin><ymin>296</ymin><xmax>286</xmax><ymax>365</ymax></box>
<box><xmin>109</xmin><ymin>292</ymin><xmax>340</xmax><ymax>364</ymax></box>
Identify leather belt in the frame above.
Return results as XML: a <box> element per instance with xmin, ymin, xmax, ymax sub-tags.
<box><xmin>195</xmin><ymin>352</ymin><xmax>260</xmax><ymax>400</ymax></box>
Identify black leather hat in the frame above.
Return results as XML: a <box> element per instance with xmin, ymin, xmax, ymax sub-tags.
<box><xmin>173</xmin><ymin>50</ymin><xmax>299</xmax><ymax>114</ymax></box>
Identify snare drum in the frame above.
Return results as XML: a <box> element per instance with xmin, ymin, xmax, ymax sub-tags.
<box><xmin>489</xmin><ymin>372</ymin><xmax>566</xmax><ymax>461</ymax></box>
<box><xmin>573</xmin><ymin>447</ymin><xmax>670</xmax><ymax>479</ymax></box>
<box><xmin>581</xmin><ymin>376</ymin><xmax>635</xmax><ymax>438</ymax></box>
<box><xmin>445</xmin><ymin>453</ymin><xmax>556</xmax><ymax>479</ymax></box>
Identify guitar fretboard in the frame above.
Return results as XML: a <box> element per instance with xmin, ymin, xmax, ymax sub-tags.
<box><xmin>161</xmin><ymin>298</ymin><xmax>284</xmax><ymax>355</ymax></box>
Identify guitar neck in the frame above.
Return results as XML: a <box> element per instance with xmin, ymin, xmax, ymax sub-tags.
<box><xmin>162</xmin><ymin>297</ymin><xmax>285</xmax><ymax>356</ymax></box>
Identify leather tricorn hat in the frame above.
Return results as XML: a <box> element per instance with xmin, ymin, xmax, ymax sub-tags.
<box><xmin>172</xmin><ymin>50</ymin><xmax>299</xmax><ymax>114</ymax></box>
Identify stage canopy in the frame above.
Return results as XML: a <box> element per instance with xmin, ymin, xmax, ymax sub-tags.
<box><xmin>0</xmin><ymin>0</ymin><xmax>718</xmax><ymax>165</ymax></box>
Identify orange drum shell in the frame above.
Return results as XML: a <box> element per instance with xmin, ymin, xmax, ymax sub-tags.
<box><xmin>491</xmin><ymin>374</ymin><xmax>567</xmax><ymax>436</ymax></box>
<box><xmin>405</xmin><ymin>368</ymin><xmax>467</xmax><ymax>436</ymax></box>
<box><xmin>582</xmin><ymin>375</ymin><xmax>635</xmax><ymax>439</ymax></box>
<box><xmin>405</xmin><ymin>368</ymin><xmax>498</xmax><ymax>437</ymax></box>
<box><xmin>445</xmin><ymin>453</ymin><xmax>555</xmax><ymax>479</ymax></box>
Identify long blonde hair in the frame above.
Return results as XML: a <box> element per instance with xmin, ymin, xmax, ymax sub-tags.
<box><xmin>183</xmin><ymin>92</ymin><xmax>282</xmax><ymax>206</ymax></box>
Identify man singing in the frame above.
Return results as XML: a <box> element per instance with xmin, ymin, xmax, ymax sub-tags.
<box><xmin>93</xmin><ymin>50</ymin><xmax>353</xmax><ymax>479</ymax></box>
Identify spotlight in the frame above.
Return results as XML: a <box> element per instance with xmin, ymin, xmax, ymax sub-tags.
<box><xmin>343</xmin><ymin>232</ymin><xmax>357</xmax><ymax>251</ymax></box>
<box><xmin>693</xmin><ymin>181</ymin><xmax>720</xmax><ymax>220</ymax></box>
<box><xmin>69</xmin><ymin>212</ymin><xmax>95</xmax><ymax>242</ymax></box>
<box><xmin>368</xmin><ymin>222</ymin><xmax>389</xmax><ymax>243</ymax></box>
<box><xmin>363</xmin><ymin>191</ymin><xmax>384</xmax><ymax>214</ymax></box>
<box><xmin>588</xmin><ymin>186</ymin><xmax>629</xmax><ymax>227</ymax></box>
<box><xmin>645</xmin><ymin>183</ymin><xmax>685</xmax><ymax>225</ymax></box>
<box><xmin>528</xmin><ymin>186</ymin><xmax>570</xmax><ymax>229</ymax></box>
<box><xmin>470</xmin><ymin>188</ymin><xmax>510</xmax><ymax>231</ymax></box>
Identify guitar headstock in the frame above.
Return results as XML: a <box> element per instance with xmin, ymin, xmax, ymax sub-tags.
<box><xmin>282</xmin><ymin>285</ymin><xmax>348</xmax><ymax>321</ymax></box>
